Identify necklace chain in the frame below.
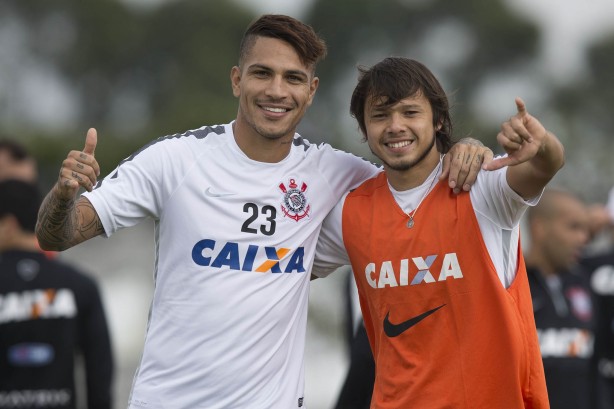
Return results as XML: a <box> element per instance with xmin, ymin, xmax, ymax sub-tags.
<box><xmin>407</xmin><ymin>156</ymin><xmax>443</xmax><ymax>228</ymax></box>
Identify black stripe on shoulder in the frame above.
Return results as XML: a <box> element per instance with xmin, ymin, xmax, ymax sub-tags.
<box><xmin>292</xmin><ymin>135</ymin><xmax>311</xmax><ymax>152</ymax></box>
<box><xmin>95</xmin><ymin>125</ymin><xmax>224</xmax><ymax>188</ymax></box>
<box><xmin>189</xmin><ymin>125</ymin><xmax>225</xmax><ymax>140</ymax></box>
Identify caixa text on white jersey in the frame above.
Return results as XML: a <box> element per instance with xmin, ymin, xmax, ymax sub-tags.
<box><xmin>191</xmin><ymin>239</ymin><xmax>306</xmax><ymax>273</ymax></box>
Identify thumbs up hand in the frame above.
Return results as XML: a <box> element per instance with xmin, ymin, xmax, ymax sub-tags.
<box><xmin>56</xmin><ymin>128</ymin><xmax>101</xmax><ymax>199</ymax></box>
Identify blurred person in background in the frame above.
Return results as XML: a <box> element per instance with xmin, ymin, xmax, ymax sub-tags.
<box><xmin>0</xmin><ymin>139</ymin><xmax>114</xmax><ymax>409</ymax></box>
<box><xmin>525</xmin><ymin>188</ymin><xmax>594</xmax><ymax>409</ymax></box>
<box><xmin>0</xmin><ymin>139</ymin><xmax>52</xmax><ymax>259</ymax></box>
<box><xmin>0</xmin><ymin>139</ymin><xmax>38</xmax><ymax>183</ymax></box>
<box><xmin>334</xmin><ymin>273</ymin><xmax>373</xmax><ymax>409</ymax></box>
<box><xmin>33</xmin><ymin>14</ymin><xmax>491</xmax><ymax>409</ymax></box>
<box><xmin>0</xmin><ymin>180</ymin><xmax>114</xmax><ymax>409</ymax></box>
<box><xmin>314</xmin><ymin>57</ymin><xmax>562</xmax><ymax>408</ymax></box>
<box><xmin>581</xmin><ymin>186</ymin><xmax>614</xmax><ymax>409</ymax></box>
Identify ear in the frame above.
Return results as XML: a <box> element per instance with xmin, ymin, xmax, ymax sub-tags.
<box><xmin>305</xmin><ymin>76</ymin><xmax>319</xmax><ymax>107</ymax></box>
<box><xmin>230</xmin><ymin>66</ymin><xmax>242</xmax><ymax>97</ymax></box>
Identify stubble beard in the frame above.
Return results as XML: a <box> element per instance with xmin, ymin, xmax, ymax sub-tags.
<box><xmin>245</xmin><ymin>115</ymin><xmax>293</xmax><ymax>141</ymax></box>
<box><xmin>372</xmin><ymin>133</ymin><xmax>437</xmax><ymax>172</ymax></box>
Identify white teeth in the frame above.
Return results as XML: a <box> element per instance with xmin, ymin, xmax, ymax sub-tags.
<box><xmin>263</xmin><ymin>107</ymin><xmax>287</xmax><ymax>113</ymax></box>
<box><xmin>388</xmin><ymin>141</ymin><xmax>411</xmax><ymax>148</ymax></box>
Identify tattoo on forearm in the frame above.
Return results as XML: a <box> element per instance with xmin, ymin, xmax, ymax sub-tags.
<box><xmin>37</xmin><ymin>194</ymin><xmax>103</xmax><ymax>249</ymax></box>
<box><xmin>37</xmin><ymin>194</ymin><xmax>77</xmax><ymax>248</ymax></box>
<box><xmin>75</xmin><ymin>200</ymin><xmax>105</xmax><ymax>239</ymax></box>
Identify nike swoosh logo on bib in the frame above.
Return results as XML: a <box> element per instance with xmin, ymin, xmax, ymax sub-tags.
<box><xmin>383</xmin><ymin>304</ymin><xmax>446</xmax><ymax>337</ymax></box>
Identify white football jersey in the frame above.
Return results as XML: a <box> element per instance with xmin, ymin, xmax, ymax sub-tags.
<box><xmin>83</xmin><ymin>122</ymin><xmax>379</xmax><ymax>409</ymax></box>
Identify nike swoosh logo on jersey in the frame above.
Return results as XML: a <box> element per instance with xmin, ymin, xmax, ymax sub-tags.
<box><xmin>383</xmin><ymin>304</ymin><xmax>446</xmax><ymax>337</ymax></box>
<box><xmin>204</xmin><ymin>187</ymin><xmax>236</xmax><ymax>198</ymax></box>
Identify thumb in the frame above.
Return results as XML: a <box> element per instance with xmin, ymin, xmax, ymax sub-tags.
<box><xmin>515</xmin><ymin>97</ymin><xmax>527</xmax><ymax>117</ymax></box>
<box><xmin>83</xmin><ymin>128</ymin><xmax>97</xmax><ymax>156</ymax></box>
<box><xmin>483</xmin><ymin>155</ymin><xmax>515</xmax><ymax>171</ymax></box>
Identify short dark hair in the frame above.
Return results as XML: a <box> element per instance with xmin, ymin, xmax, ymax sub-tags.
<box><xmin>239</xmin><ymin>14</ymin><xmax>327</xmax><ymax>73</ymax></box>
<box><xmin>0</xmin><ymin>138</ymin><xmax>38</xmax><ymax>183</ymax></box>
<box><xmin>349</xmin><ymin>57</ymin><xmax>453</xmax><ymax>153</ymax></box>
<box><xmin>0</xmin><ymin>139</ymin><xmax>32</xmax><ymax>161</ymax></box>
<box><xmin>0</xmin><ymin>180</ymin><xmax>42</xmax><ymax>233</ymax></box>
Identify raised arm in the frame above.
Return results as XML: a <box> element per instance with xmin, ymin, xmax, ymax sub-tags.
<box><xmin>484</xmin><ymin>97</ymin><xmax>565</xmax><ymax>199</ymax></box>
<box><xmin>36</xmin><ymin>128</ymin><xmax>105</xmax><ymax>251</ymax></box>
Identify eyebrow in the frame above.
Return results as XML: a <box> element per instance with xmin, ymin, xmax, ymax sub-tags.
<box><xmin>371</xmin><ymin>101</ymin><xmax>423</xmax><ymax>110</ymax></box>
<box><xmin>247</xmin><ymin>64</ymin><xmax>309</xmax><ymax>79</ymax></box>
<box><xmin>246</xmin><ymin>63</ymin><xmax>272</xmax><ymax>72</ymax></box>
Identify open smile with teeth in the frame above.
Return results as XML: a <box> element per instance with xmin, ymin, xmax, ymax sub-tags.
<box><xmin>387</xmin><ymin>140</ymin><xmax>413</xmax><ymax>149</ymax></box>
<box><xmin>263</xmin><ymin>106</ymin><xmax>289</xmax><ymax>113</ymax></box>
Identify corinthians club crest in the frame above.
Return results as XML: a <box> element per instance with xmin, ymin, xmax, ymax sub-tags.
<box><xmin>279</xmin><ymin>178</ymin><xmax>310</xmax><ymax>221</ymax></box>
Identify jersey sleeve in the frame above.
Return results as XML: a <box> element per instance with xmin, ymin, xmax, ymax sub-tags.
<box><xmin>313</xmin><ymin>193</ymin><xmax>351</xmax><ymax>278</ymax></box>
<box><xmin>470</xmin><ymin>159</ymin><xmax>541</xmax><ymax>230</ymax></box>
<box><xmin>316</xmin><ymin>145</ymin><xmax>381</xmax><ymax>193</ymax></box>
<box><xmin>83</xmin><ymin>137</ymin><xmax>190</xmax><ymax>236</ymax></box>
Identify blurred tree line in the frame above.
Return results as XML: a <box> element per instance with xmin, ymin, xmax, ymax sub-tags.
<box><xmin>1</xmin><ymin>0</ymin><xmax>613</xmax><ymax>202</ymax></box>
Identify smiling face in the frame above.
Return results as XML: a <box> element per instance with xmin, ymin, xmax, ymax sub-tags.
<box><xmin>364</xmin><ymin>91</ymin><xmax>441</xmax><ymax>186</ymax></box>
<box><xmin>230</xmin><ymin>36</ymin><xmax>319</xmax><ymax>160</ymax></box>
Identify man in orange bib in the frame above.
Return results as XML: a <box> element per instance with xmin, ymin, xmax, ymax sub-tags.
<box><xmin>315</xmin><ymin>57</ymin><xmax>564</xmax><ymax>408</ymax></box>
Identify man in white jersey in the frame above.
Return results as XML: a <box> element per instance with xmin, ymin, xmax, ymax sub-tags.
<box><xmin>314</xmin><ymin>57</ymin><xmax>564</xmax><ymax>408</ymax></box>
<box><xmin>35</xmin><ymin>16</ymin><xmax>492</xmax><ymax>409</ymax></box>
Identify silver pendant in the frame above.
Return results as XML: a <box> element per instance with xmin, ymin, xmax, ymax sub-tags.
<box><xmin>407</xmin><ymin>218</ymin><xmax>414</xmax><ymax>228</ymax></box>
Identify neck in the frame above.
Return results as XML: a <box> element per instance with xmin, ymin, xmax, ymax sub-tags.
<box><xmin>0</xmin><ymin>233</ymin><xmax>41</xmax><ymax>253</ymax></box>
<box><xmin>387</xmin><ymin>152</ymin><xmax>442</xmax><ymax>191</ymax></box>
<box><xmin>525</xmin><ymin>251</ymin><xmax>557</xmax><ymax>277</ymax></box>
<box><xmin>232</xmin><ymin>118</ymin><xmax>294</xmax><ymax>163</ymax></box>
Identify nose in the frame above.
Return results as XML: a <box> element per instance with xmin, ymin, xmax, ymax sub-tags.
<box><xmin>386</xmin><ymin>112</ymin><xmax>405</xmax><ymax>134</ymax></box>
<box><xmin>264</xmin><ymin>75</ymin><xmax>288</xmax><ymax>99</ymax></box>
